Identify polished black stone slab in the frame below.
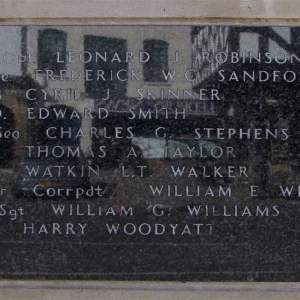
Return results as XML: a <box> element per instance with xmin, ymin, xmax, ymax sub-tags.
<box><xmin>0</xmin><ymin>24</ymin><xmax>299</xmax><ymax>281</ymax></box>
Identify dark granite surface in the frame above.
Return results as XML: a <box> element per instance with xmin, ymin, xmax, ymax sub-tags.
<box><xmin>0</xmin><ymin>24</ymin><xmax>299</xmax><ymax>281</ymax></box>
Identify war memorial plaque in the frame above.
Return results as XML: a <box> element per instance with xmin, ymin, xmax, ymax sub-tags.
<box><xmin>0</xmin><ymin>24</ymin><xmax>300</xmax><ymax>281</ymax></box>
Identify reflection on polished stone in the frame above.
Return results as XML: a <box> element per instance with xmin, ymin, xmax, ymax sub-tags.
<box><xmin>0</xmin><ymin>24</ymin><xmax>298</xmax><ymax>281</ymax></box>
